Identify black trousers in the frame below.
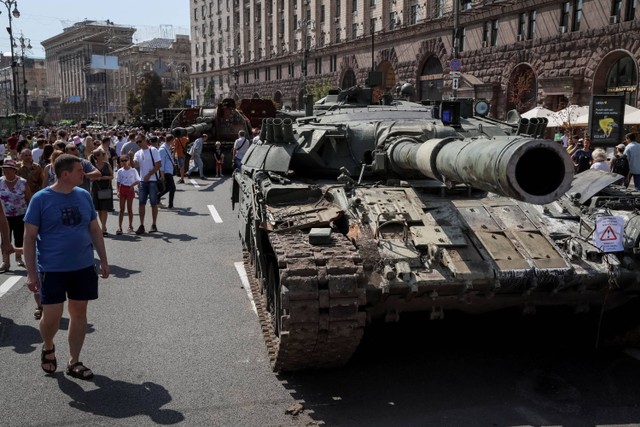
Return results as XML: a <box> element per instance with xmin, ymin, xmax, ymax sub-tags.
<box><xmin>159</xmin><ymin>173</ymin><xmax>176</xmax><ymax>207</ymax></box>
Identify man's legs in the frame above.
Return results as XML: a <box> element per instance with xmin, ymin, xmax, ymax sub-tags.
<box><xmin>633</xmin><ymin>174</ymin><xmax>640</xmax><ymax>190</ymax></box>
<box><xmin>195</xmin><ymin>156</ymin><xmax>205</xmax><ymax>178</ymax></box>
<box><xmin>139</xmin><ymin>204</ymin><xmax>146</xmax><ymax>227</ymax></box>
<box><xmin>40</xmin><ymin>302</ymin><xmax>64</xmax><ymax>371</ymax></box>
<box><xmin>67</xmin><ymin>299</ymin><xmax>88</xmax><ymax>365</ymax></box>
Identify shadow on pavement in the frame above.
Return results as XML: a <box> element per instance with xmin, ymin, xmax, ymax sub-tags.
<box><xmin>57</xmin><ymin>374</ymin><xmax>184</xmax><ymax>424</ymax></box>
<box><xmin>275</xmin><ymin>307</ymin><xmax>640</xmax><ymax>427</ymax></box>
<box><xmin>0</xmin><ymin>316</ymin><xmax>41</xmax><ymax>354</ymax></box>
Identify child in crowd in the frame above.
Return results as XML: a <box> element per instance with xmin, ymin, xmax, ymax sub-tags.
<box><xmin>214</xmin><ymin>141</ymin><xmax>224</xmax><ymax>178</ymax></box>
<box><xmin>115</xmin><ymin>155</ymin><xmax>140</xmax><ymax>234</ymax></box>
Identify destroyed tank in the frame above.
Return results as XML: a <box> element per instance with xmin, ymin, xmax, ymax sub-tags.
<box><xmin>171</xmin><ymin>98</ymin><xmax>252</xmax><ymax>174</ymax></box>
<box><xmin>231</xmin><ymin>85</ymin><xmax>638</xmax><ymax>372</ymax></box>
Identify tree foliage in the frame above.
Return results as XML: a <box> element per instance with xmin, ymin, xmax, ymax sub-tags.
<box><xmin>308</xmin><ymin>80</ymin><xmax>334</xmax><ymax>102</ymax></box>
<box><xmin>508</xmin><ymin>67</ymin><xmax>536</xmax><ymax>113</ymax></box>
<box><xmin>137</xmin><ymin>71</ymin><xmax>165</xmax><ymax>117</ymax></box>
<box><xmin>168</xmin><ymin>82</ymin><xmax>192</xmax><ymax>108</ymax></box>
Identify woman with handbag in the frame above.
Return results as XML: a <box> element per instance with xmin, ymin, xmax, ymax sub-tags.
<box><xmin>89</xmin><ymin>147</ymin><xmax>114</xmax><ymax>236</ymax></box>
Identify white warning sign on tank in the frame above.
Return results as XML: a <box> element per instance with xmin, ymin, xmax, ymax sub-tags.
<box><xmin>593</xmin><ymin>215</ymin><xmax>624</xmax><ymax>252</ymax></box>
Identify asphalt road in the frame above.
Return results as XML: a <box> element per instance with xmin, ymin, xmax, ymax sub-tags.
<box><xmin>1</xmin><ymin>176</ymin><xmax>640</xmax><ymax>427</ymax></box>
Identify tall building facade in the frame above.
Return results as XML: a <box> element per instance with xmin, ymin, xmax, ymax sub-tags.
<box><xmin>42</xmin><ymin>20</ymin><xmax>136</xmax><ymax>123</ymax></box>
<box><xmin>110</xmin><ymin>36</ymin><xmax>191</xmax><ymax>122</ymax></box>
<box><xmin>189</xmin><ymin>0</ymin><xmax>638</xmax><ymax>118</ymax></box>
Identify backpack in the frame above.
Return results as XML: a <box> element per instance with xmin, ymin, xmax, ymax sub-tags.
<box><xmin>575</xmin><ymin>151</ymin><xmax>592</xmax><ymax>173</ymax></box>
<box><xmin>611</xmin><ymin>155</ymin><xmax>629</xmax><ymax>177</ymax></box>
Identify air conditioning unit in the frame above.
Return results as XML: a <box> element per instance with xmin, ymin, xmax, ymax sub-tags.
<box><xmin>558</xmin><ymin>26</ymin><xmax>567</xmax><ymax>33</ymax></box>
<box><xmin>517</xmin><ymin>34</ymin><xmax>525</xmax><ymax>41</ymax></box>
<box><xmin>482</xmin><ymin>40</ymin><xmax>488</xmax><ymax>48</ymax></box>
<box><xmin>609</xmin><ymin>15</ymin><xmax>619</xmax><ymax>24</ymax></box>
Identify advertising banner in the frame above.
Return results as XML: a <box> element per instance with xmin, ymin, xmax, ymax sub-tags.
<box><xmin>589</xmin><ymin>95</ymin><xmax>625</xmax><ymax>146</ymax></box>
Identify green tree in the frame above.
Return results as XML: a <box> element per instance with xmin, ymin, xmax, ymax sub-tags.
<box><xmin>168</xmin><ymin>82</ymin><xmax>192</xmax><ymax>108</ymax></box>
<box><xmin>203</xmin><ymin>81</ymin><xmax>216</xmax><ymax>106</ymax></box>
<box><xmin>137</xmin><ymin>71</ymin><xmax>164</xmax><ymax>117</ymax></box>
<box><xmin>308</xmin><ymin>80</ymin><xmax>334</xmax><ymax>101</ymax></box>
<box><xmin>126</xmin><ymin>90</ymin><xmax>140</xmax><ymax>117</ymax></box>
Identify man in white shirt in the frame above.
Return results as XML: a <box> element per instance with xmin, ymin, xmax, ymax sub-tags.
<box><xmin>232</xmin><ymin>130</ymin><xmax>251</xmax><ymax>170</ymax></box>
<box><xmin>132</xmin><ymin>134</ymin><xmax>162</xmax><ymax>234</ymax></box>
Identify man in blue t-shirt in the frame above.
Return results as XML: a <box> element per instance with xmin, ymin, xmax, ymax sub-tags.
<box><xmin>24</xmin><ymin>154</ymin><xmax>109</xmax><ymax>380</ymax></box>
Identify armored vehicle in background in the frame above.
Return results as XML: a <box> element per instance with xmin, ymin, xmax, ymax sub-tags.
<box><xmin>172</xmin><ymin>99</ymin><xmax>251</xmax><ymax>174</ymax></box>
<box><xmin>231</xmin><ymin>85</ymin><xmax>640</xmax><ymax>372</ymax></box>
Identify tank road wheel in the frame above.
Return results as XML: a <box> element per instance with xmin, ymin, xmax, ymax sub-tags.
<box><xmin>244</xmin><ymin>230</ymin><xmax>366</xmax><ymax>371</ymax></box>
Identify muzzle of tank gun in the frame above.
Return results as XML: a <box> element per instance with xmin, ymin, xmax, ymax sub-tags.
<box><xmin>387</xmin><ymin>136</ymin><xmax>574</xmax><ymax>205</ymax></box>
<box><xmin>273</xmin><ymin>118</ymin><xmax>284</xmax><ymax>141</ymax></box>
<box><xmin>516</xmin><ymin>117</ymin><xmax>549</xmax><ymax>138</ymax></box>
<box><xmin>260</xmin><ymin>119</ymin><xmax>268</xmax><ymax>141</ymax></box>
<box><xmin>265</xmin><ymin>118</ymin><xmax>275</xmax><ymax>143</ymax></box>
<box><xmin>282</xmin><ymin>118</ymin><xmax>295</xmax><ymax>143</ymax></box>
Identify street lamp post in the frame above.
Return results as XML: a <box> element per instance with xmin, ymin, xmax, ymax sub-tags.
<box><xmin>17</xmin><ymin>33</ymin><xmax>30</xmax><ymax>115</ymax></box>
<box><xmin>1</xmin><ymin>0</ymin><xmax>20</xmax><ymax>128</ymax></box>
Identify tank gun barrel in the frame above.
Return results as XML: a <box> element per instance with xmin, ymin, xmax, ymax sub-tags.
<box><xmin>172</xmin><ymin>120</ymin><xmax>213</xmax><ymax>138</ymax></box>
<box><xmin>388</xmin><ymin>136</ymin><xmax>574</xmax><ymax>205</ymax></box>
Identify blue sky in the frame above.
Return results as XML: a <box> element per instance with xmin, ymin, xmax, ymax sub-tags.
<box><xmin>1</xmin><ymin>0</ymin><xmax>190</xmax><ymax>58</ymax></box>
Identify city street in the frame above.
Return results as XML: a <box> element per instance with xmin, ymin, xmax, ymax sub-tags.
<box><xmin>1</xmin><ymin>176</ymin><xmax>640</xmax><ymax>427</ymax></box>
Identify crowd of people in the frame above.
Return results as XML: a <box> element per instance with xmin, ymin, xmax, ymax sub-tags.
<box><xmin>559</xmin><ymin>130</ymin><xmax>637</xmax><ymax>187</ymax></box>
<box><xmin>0</xmin><ymin>124</ymin><xmax>254</xmax><ymax>381</ymax></box>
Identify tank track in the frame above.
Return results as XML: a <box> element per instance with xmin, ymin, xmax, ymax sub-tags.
<box><xmin>244</xmin><ymin>230</ymin><xmax>366</xmax><ymax>371</ymax></box>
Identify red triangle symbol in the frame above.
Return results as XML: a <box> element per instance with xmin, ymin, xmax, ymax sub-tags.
<box><xmin>600</xmin><ymin>225</ymin><xmax>617</xmax><ymax>241</ymax></box>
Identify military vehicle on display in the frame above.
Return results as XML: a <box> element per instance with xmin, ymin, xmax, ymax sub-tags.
<box><xmin>230</xmin><ymin>81</ymin><xmax>640</xmax><ymax>372</ymax></box>
<box><xmin>171</xmin><ymin>98</ymin><xmax>252</xmax><ymax>173</ymax></box>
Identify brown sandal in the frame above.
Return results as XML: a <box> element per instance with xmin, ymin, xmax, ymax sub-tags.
<box><xmin>66</xmin><ymin>361</ymin><xmax>94</xmax><ymax>380</ymax></box>
<box><xmin>41</xmin><ymin>345</ymin><xmax>56</xmax><ymax>374</ymax></box>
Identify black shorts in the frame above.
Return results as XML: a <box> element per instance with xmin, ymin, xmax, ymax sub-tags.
<box><xmin>39</xmin><ymin>265</ymin><xmax>99</xmax><ymax>305</ymax></box>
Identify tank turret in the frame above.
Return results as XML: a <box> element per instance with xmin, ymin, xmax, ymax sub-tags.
<box><xmin>232</xmin><ymin>87</ymin><xmax>640</xmax><ymax>373</ymax></box>
<box><xmin>170</xmin><ymin>99</ymin><xmax>252</xmax><ymax>173</ymax></box>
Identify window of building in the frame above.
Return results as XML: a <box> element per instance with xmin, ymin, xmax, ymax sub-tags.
<box><xmin>352</xmin><ymin>0</ymin><xmax>357</xmax><ymax>12</ymax></box>
<box><xmin>351</xmin><ymin>23</ymin><xmax>358</xmax><ymax>39</ymax></box>
<box><xmin>194</xmin><ymin>8</ymin><xmax>198</xmax><ymax>21</ymax></box>
<box><xmin>371</xmin><ymin>0</ymin><xmax>377</xmax><ymax>6</ymax></box>
<box><xmin>254</xmin><ymin>68</ymin><xmax>259</xmax><ymax>80</ymax></box>
<box><xmin>276</xmin><ymin>65</ymin><xmax>282</xmax><ymax>80</ymax></box>
<box><xmin>266</xmin><ymin>67</ymin><xmax>271</xmax><ymax>81</ymax></box>
<box><xmin>330</xmin><ymin>55</ymin><xmax>337</xmax><ymax>72</ymax></box>
<box><xmin>315</xmin><ymin>57</ymin><xmax>322</xmax><ymax>74</ymax></box>
<box><xmin>370</xmin><ymin>18</ymin><xmax>376</xmax><ymax>33</ymax></box>
<box><xmin>572</xmin><ymin>0</ymin><xmax>583</xmax><ymax>31</ymax></box>
<box><xmin>625</xmin><ymin>0</ymin><xmax>637</xmax><ymax>21</ymax></box>
<box><xmin>410</xmin><ymin>4</ymin><xmax>421</xmax><ymax>24</ymax></box>
<box><xmin>517</xmin><ymin>13</ymin><xmax>525</xmax><ymax>39</ymax></box>
<box><xmin>560</xmin><ymin>2</ymin><xmax>570</xmax><ymax>29</ymax></box>
<box><xmin>320</xmin><ymin>5</ymin><xmax>325</xmax><ymax>22</ymax></box>
<box><xmin>606</xmin><ymin>55</ymin><xmax>638</xmax><ymax>104</ymax></box>
<box><xmin>435</xmin><ymin>0</ymin><xmax>444</xmax><ymax>18</ymax></box>
<box><xmin>491</xmin><ymin>19</ymin><xmax>499</xmax><ymax>46</ymax></box>
<box><xmin>336</xmin><ymin>0</ymin><xmax>341</xmax><ymax>17</ymax></box>
<box><xmin>390</xmin><ymin>11</ymin><xmax>398</xmax><ymax>30</ymax></box>
<box><xmin>482</xmin><ymin>21</ymin><xmax>489</xmax><ymax>47</ymax></box>
<box><xmin>336</xmin><ymin>27</ymin><xmax>342</xmax><ymax>43</ymax></box>
<box><xmin>612</xmin><ymin>0</ymin><xmax>623</xmax><ymax>19</ymax></box>
<box><xmin>288</xmin><ymin>63</ymin><xmax>295</xmax><ymax>77</ymax></box>
<box><xmin>527</xmin><ymin>10</ymin><xmax>537</xmax><ymax>39</ymax></box>
<box><xmin>461</xmin><ymin>0</ymin><xmax>472</xmax><ymax>10</ymax></box>
<box><xmin>243</xmin><ymin>70</ymin><xmax>249</xmax><ymax>84</ymax></box>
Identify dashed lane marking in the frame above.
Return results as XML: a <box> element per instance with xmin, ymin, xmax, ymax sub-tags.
<box><xmin>189</xmin><ymin>179</ymin><xmax>201</xmax><ymax>188</ymax></box>
<box><xmin>207</xmin><ymin>205</ymin><xmax>223</xmax><ymax>223</ymax></box>
<box><xmin>235</xmin><ymin>261</ymin><xmax>257</xmax><ymax>315</ymax></box>
<box><xmin>0</xmin><ymin>276</ymin><xmax>22</xmax><ymax>298</ymax></box>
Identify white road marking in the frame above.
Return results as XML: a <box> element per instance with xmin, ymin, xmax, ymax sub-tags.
<box><xmin>0</xmin><ymin>276</ymin><xmax>22</xmax><ymax>298</ymax></box>
<box><xmin>235</xmin><ymin>261</ymin><xmax>257</xmax><ymax>315</ymax></box>
<box><xmin>189</xmin><ymin>179</ymin><xmax>200</xmax><ymax>188</ymax></box>
<box><xmin>207</xmin><ymin>205</ymin><xmax>223</xmax><ymax>223</ymax></box>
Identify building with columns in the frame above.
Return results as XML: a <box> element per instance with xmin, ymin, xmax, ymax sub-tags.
<box><xmin>41</xmin><ymin>20</ymin><xmax>136</xmax><ymax>123</ymax></box>
<box><xmin>110</xmin><ymin>35</ymin><xmax>191</xmax><ymax>122</ymax></box>
<box><xmin>189</xmin><ymin>0</ymin><xmax>638</xmax><ymax>118</ymax></box>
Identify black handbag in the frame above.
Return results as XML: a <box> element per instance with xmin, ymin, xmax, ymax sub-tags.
<box><xmin>148</xmin><ymin>149</ymin><xmax>166</xmax><ymax>193</ymax></box>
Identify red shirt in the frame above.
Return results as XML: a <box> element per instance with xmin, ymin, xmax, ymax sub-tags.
<box><xmin>7</xmin><ymin>136</ymin><xmax>17</xmax><ymax>150</ymax></box>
